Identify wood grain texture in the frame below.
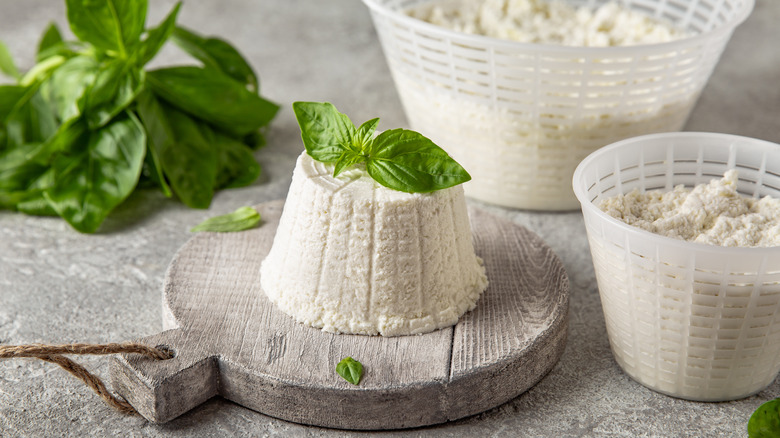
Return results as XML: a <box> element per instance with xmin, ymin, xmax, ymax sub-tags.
<box><xmin>110</xmin><ymin>200</ymin><xmax>569</xmax><ymax>429</ymax></box>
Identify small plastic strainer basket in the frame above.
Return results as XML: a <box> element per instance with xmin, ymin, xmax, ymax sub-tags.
<box><xmin>362</xmin><ymin>0</ymin><xmax>754</xmax><ymax>210</ymax></box>
<box><xmin>573</xmin><ymin>132</ymin><xmax>780</xmax><ymax>401</ymax></box>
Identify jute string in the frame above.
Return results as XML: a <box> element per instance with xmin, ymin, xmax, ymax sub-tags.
<box><xmin>0</xmin><ymin>342</ymin><xmax>174</xmax><ymax>415</ymax></box>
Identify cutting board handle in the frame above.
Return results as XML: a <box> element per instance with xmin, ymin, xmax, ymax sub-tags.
<box><xmin>111</xmin><ymin>328</ymin><xmax>218</xmax><ymax>423</ymax></box>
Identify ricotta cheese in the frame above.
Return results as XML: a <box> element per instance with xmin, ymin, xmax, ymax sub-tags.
<box><xmin>599</xmin><ymin>170</ymin><xmax>780</xmax><ymax>247</ymax></box>
<box><xmin>259</xmin><ymin>152</ymin><xmax>489</xmax><ymax>336</ymax></box>
<box><xmin>409</xmin><ymin>0</ymin><xmax>687</xmax><ymax>47</ymax></box>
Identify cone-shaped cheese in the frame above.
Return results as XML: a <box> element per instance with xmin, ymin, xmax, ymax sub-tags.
<box><xmin>260</xmin><ymin>152</ymin><xmax>488</xmax><ymax>336</ymax></box>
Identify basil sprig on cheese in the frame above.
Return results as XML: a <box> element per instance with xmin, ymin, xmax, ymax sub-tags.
<box><xmin>292</xmin><ymin>102</ymin><xmax>470</xmax><ymax>193</ymax></box>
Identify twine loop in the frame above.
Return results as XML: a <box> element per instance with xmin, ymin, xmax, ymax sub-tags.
<box><xmin>0</xmin><ymin>342</ymin><xmax>174</xmax><ymax>415</ymax></box>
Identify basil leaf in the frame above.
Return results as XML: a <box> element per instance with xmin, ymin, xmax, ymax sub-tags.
<box><xmin>749</xmin><ymin>398</ymin><xmax>780</xmax><ymax>438</ymax></box>
<box><xmin>44</xmin><ymin>113</ymin><xmax>146</xmax><ymax>233</ymax></box>
<box><xmin>136</xmin><ymin>2</ymin><xmax>181</xmax><ymax>66</ymax></box>
<box><xmin>190</xmin><ymin>206</ymin><xmax>261</xmax><ymax>232</ymax></box>
<box><xmin>172</xmin><ymin>26</ymin><xmax>258</xmax><ymax>92</ymax></box>
<box><xmin>292</xmin><ymin>101</ymin><xmax>356</xmax><ymax>163</ymax></box>
<box><xmin>36</xmin><ymin>23</ymin><xmax>68</xmax><ymax>62</ymax></box>
<box><xmin>0</xmin><ymin>85</ymin><xmax>27</xmax><ymax>122</ymax></box>
<box><xmin>333</xmin><ymin>151</ymin><xmax>365</xmax><ymax>178</ymax></box>
<box><xmin>136</xmin><ymin>92</ymin><xmax>217</xmax><ymax>209</ymax></box>
<box><xmin>336</xmin><ymin>357</ymin><xmax>363</xmax><ymax>385</ymax></box>
<box><xmin>147</xmin><ymin>66</ymin><xmax>278</xmax><ymax>137</ymax></box>
<box><xmin>212</xmin><ymin>130</ymin><xmax>261</xmax><ymax>189</ymax></box>
<box><xmin>354</xmin><ymin>117</ymin><xmax>379</xmax><ymax>147</ymax></box>
<box><xmin>16</xmin><ymin>168</ymin><xmax>57</xmax><ymax>216</ymax></box>
<box><xmin>41</xmin><ymin>55</ymin><xmax>99</xmax><ymax>123</ymax></box>
<box><xmin>0</xmin><ymin>41</ymin><xmax>21</xmax><ymax>80</ymax></box>
<box><xmin>366</xmin><ymin>129</ymin><xmax>471</xmax><ymax>193</ymax></box>
<box><xmin>65</xmin><ymin>0</ymin><xmax>148</xmax><ymax>56</ymax></box>
<box><xmin>0</xmin><ymin>142</ymin><xmax>48</xmax><ymax>191</ymax></box>
<box><xmin>81</xmin><ymin>60</ymin><xmax>145</xmax><ymax>129</ymax></box>
<box><xmin>5</xmin><ymin>91</ymin><xmax>58</xmax><ymax>149</ymax></box>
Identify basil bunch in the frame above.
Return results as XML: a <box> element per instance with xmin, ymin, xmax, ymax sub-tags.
<box><xmin>0</xmin><ymin>0</ymin><xmax>278</xmax><ymax>233</ymax></box>
<box><xmin>293</xmin><ymin>102</ymin><xmax>470</xmax><ymax>193</ymax></box>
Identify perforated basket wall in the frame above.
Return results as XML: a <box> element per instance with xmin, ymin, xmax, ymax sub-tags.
<box><xmin>573</xmin><ymin>132</ymin><xmax>780</xmax><ymax>401</ymax></box>
<box><xmin>363</xmin><ymin>0</ymin><xmax>754</xmax><ymax>210</ymax></box>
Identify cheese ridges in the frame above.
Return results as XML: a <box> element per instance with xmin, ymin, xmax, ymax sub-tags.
<box><xmin>260</xmin><ymin>152</ymin><xmax>489</xmax><ymax>336</ymax></box>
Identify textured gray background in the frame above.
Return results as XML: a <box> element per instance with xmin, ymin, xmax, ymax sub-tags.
<box><xmin>0</xmin><ymin>0</ymin><xmax>778</xmax><ymax>437</ymax></box>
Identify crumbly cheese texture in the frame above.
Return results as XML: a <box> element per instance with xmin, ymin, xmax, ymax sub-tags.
<box><xmin>409</xmin><ymin>0</ymin><xmax>686</xmax><ymax>46</ymax></box>
<box><xmin>599</xmin><ymin>170</ymin><xmax>780</xmax><ymax>247</ymax></box>
<box><xmin>260</xmin><ymin>152</ymin><xmax>489</xmax><ymax>336</ymax></box>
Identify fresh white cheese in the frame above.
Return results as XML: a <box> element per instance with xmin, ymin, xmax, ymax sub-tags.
<box><xmin>409</xmin><ymin>0</ymin><xmax>687</xmax><ymax>47</ymax></box>
<box><xmin>260</xmin><ymin>152</ymin><xmax>489</xmax><ymax>336</ymax></box>
<box><xmin>599</xmin><ymin>170</ymin><xmax>780</xmax><ymax>247</ymax></box>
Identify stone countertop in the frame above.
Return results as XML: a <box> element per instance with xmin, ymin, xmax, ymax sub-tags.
<box><xmin>0</xmin><ymin>0</ymin><xmax>778</xmax><ymax>436</ymax></box>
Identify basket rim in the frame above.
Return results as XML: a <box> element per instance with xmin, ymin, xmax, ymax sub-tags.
<box><xmin>572</xmin><ymin>132</ymin><xmax>780</xmax><ymax>254</ymax></box>
<box><xmin>361</xmin><ymin>0</ymin><xmax>755</xmax><ymax>55</ymax></box>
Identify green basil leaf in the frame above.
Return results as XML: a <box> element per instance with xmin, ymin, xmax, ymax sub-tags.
<box><xmin>171</xmin><ymin>26</ymin><xmax>258</xmax><ymax>92</ymax></box>
<box><xmin>366</xmin><ymin>129</ymin><xmax>471</xmax><ymax>193</ymax></box>
<box><xmin>336</xmin><ymin>357</ymin><xmax>363</xmax><ymax>385</ymax></box>
<box><xmin>147</xmin><ymin>66</ymin><xmax>278</xmax><ymax>137</ymax></box>
<box><xmin>354</xmin><ymin>117</ymin><xmax>379</xmax><ymax>147</ymax></box>
<box><xmin>333</xmin><ymin>150</ymin><xmax>365</xmax><ymax>178</ymax></box>
<box><xmin>749</xmin><ymin>398</ymin><xmax>780</xmax><ymax>438</ymax></box>
<box><xmin>36</xmin><ymin>23</ymin><xmax>69</xmax><ymax>62</ymax></box>
<box><xmin>0</xmin><ymin>142</ymin><xmax>48</xmax><ymax>191</ymax></box>
<box><xmin>15</xmin><ymin>168</ymin><xmax>57</xmax><ymax>216</ymax></box>
<box><xmin>41</xmin><ymin>55</ymin><xmax>99</xmax><ymax>123</ymax></box>
<box><xmin>136</xmin><ymin>2</ymin><xmax>181</xmax><ymax>66</ymax></box>
<box><xmin>5</xmin><ymin>91</ymin><xmax>58</xmax><ymax>149</ymax></box>
<box><xmin>212</xmin><ymin>130</ymin><xmax>261</xmax><ymax>189</ymax></box>
<box><xmin>43</xmin><ymin>113</ymin><xmax>146</xmax><ymax>233</ymax></box>
<box><xmin>81</xmin><ymin>60</ymin><xmax>145</xmax><ymax>129</ymax></box>
<box><xmin>0</xmin><ymin>41</ymin><xmax>21</xmax><ymax>80</ymax></box>
<box><xmin>190</xmin><ymin>206</ymin><xmax>261</xmax><ymax>232</ymax></box>
<box><xmin>244</xmin><ymin>130</ymin><xmax>266</xmax><ymax>150</ymax></box>
<box><xmin>0</xmin><ymin>85</ymin><xmax>27</xmax><ymax>122</ymax></box>
<box><xmin>292</xmin><ymin>101</ymin><xmax>356</xmax><ymax>163</ymax></box>
<box><xmin>65</xmin><ymin>0</ymin><xmax>148</xmax><ymax>56</ymax></box>
<box><xmin>136</xmin><ymin>92</ymin><xmax>217</xmax><ymax>208</ymax></box>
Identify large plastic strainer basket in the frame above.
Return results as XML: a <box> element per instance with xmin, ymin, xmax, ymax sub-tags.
<box><xmin>573</xmin><ymin>132</ymin><xmax>780</xmax><ymax>401</ymax></box>
<box><xmin>362</xmin><ymin>0</ymin><xmax>754</xmax><ymax>210</ymax></box>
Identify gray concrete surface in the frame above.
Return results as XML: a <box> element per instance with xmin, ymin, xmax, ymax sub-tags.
<box><xmin>0</xmin><ymin>0</ymin><xmax>778</xmax><ymax>436</ymax></box>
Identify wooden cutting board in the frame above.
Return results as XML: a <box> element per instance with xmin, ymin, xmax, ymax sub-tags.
<box><xmin>110</xmin><ymin>200</ymin><xmax>569</xmax><ymax>429</ymax></box>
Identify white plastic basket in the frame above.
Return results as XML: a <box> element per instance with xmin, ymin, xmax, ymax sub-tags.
<box><xmin>573</xmin><ymin>132</ymin><xmax>780</xmax><ymax>401</ymax></box>
<box><xmin>362</xmin><ymin>0</ymin><xmax>754</xmax><ymax>210</ymax></box>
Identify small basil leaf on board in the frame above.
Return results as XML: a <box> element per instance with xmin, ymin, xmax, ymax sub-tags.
<box><xmin>172</xmin><ymin>26</ymin><xmax>258</xmax><ymax>92</ymax></box>
<box><xmin>0</xmin><ymin>41</ymin><xmax>21</xmax><ymax>80</ymax></box>
<box><xmin>81</xmin><ymin>60</ymin><xmax>145</xmax><ymax>129</ymax></box>
<box><xmin>136</xmin><ymin>92</ymin><xmax>217</xmax><ymax>208</ymax></box>
<box><xmin>366</xmin><ymin>129</ymin><xmax>471</xmax><ymax>193</ymax></box>
<box><xmin>336</xmin><ymin>357</ymin><xmax>363</xmax><ymax>385</ymax></box>
<box><xmin>333</xmin><ymin>151</ymin><xmax>365</xmax><ymax>178</ymax></box>
<box><xmin>749</xmin><ymin>398</ymin><xmax>780</xmax><ymax>438</ymax></box>
<box><xmin>147</xmin><ymin>66</ymin><xmax>278</xmax><ymax>137</ymax></box>
<box><xmin>136</xmin><ymin>2</ymin><xmax>181</xmax><ymax>67</ymax></box>
<box><xmin>65</xmin><ymin>0</ymin><xmax>148</xmax><ymax>56</ymax></box>
<box><xmin>44</xmin><ymin>113</ymin><xmax>146</xmax><ymax>233</ymax></box>
<box><xmin>211</xmin><ymin>130</ymin><xmax>261</xmax><ymax>189</ymax></box>
<box><xmin>190</xmin><ymin>206</ymin><xmax>261</xmax><ymax>232</ymax></box>
<box><xmin>292</xmin><ymin>101</ymin><xmax>356</xmax><ymax>163</ymax></box>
